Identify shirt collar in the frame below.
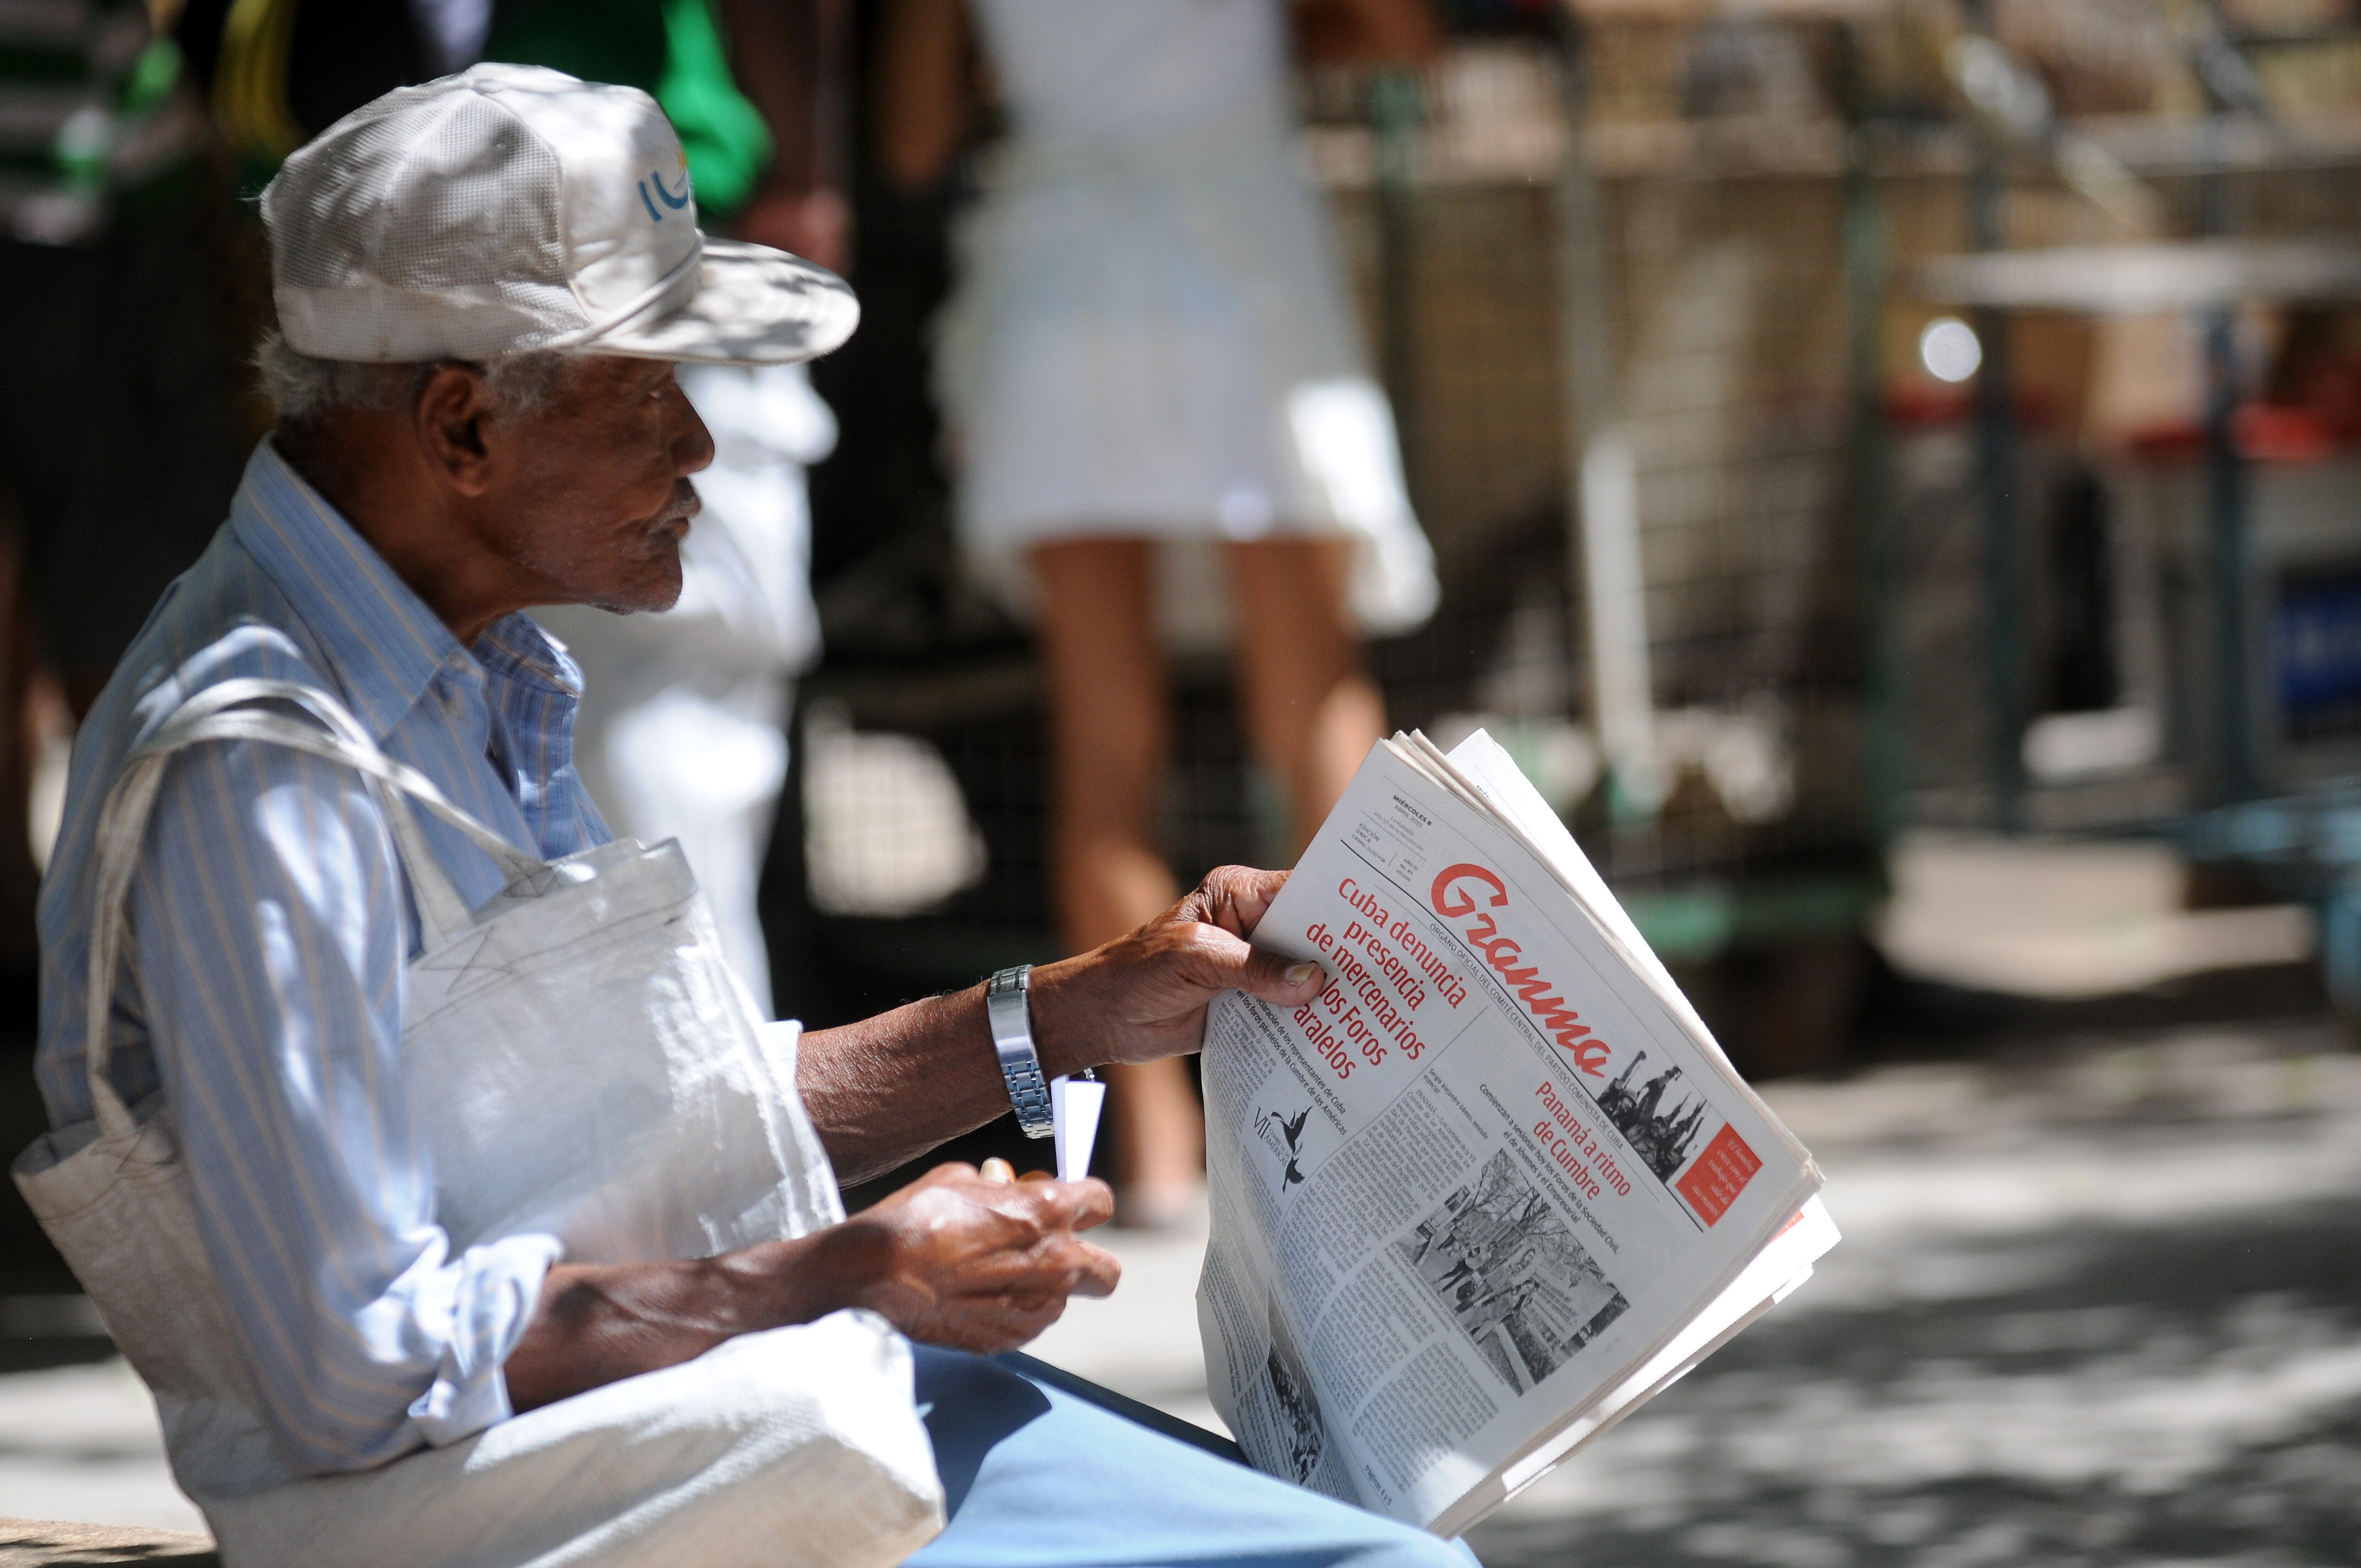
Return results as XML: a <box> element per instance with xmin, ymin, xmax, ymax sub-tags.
<box><xmin>228</xmin><ymin>440</ymin><xmax>581</xmax><ymax>737</ymax></box>
<box><xmin>480</xmin><ymin>615</ymin><xmax>584</xmax><ymax>698</ymax></box>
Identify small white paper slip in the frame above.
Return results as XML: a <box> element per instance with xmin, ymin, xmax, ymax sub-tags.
<box><xmin>1051</xmin><ymin>1074</ymin><xmax>1106</xmax><ymax>1182</ymax></box>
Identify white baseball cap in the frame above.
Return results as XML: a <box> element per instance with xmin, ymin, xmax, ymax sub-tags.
<box><xmin>260</xmin><ymin>63</ymin><xmax>857</xmax><ymax>366</ymax></box>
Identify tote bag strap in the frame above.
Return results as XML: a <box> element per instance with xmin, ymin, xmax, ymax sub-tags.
<box><xmin>81</xmin><ymin>678</ymin><xmax>545</xmax><ymax>1139</ymax></box>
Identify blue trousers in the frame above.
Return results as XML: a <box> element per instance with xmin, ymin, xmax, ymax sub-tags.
<box><xmin>905</xmin><ymin>1347</ymin><xmax>1481</xmax><ymax>1568</ymax></box>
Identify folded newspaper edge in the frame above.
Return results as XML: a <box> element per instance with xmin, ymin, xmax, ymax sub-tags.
<box><xmin>1195</xmin><ymin>730</ymin><xmax>1837</xmax><ymax>1536</ymax></box>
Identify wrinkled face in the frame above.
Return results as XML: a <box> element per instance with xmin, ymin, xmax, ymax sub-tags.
<box><xmin>475</xmin><ymin>356</ymin><xmax>714</xmax><ymax>614</ymax></box>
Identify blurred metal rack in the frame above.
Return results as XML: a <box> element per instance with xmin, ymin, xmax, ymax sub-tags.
<box><xmin>2184</xmin><ymin>786</ymin><xmax>2361</xmax><ymax>1016</ymax></box>
<box><xmin>1917</xmin><ymin>237</ymin><xmax>2361</xmax><ymax>815</ymax></box>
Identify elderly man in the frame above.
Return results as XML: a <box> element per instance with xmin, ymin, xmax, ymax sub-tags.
<box><xmin>25</xmin><ymin>65</ymin><xmax>1472</xmax><ymax>1568</ymax></box>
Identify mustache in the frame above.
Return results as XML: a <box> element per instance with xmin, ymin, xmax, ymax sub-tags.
<box><xmin>657</xmin><ymin>480</ymin><xmax>701</xmax><ymax>528</ymax></box>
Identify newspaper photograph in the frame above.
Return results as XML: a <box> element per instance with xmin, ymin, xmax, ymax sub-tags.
<box><xmin>1398</xmin><ymin>1147</ymin><xmax>1631</xmax><ymax>1395</ymax></box>
<box><xmin>1197</xmin><ymin>732</ymin><xmax>1829</xmax><ymax>1533</ymax></box>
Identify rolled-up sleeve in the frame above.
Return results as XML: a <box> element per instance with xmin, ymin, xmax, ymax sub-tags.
<box><xmin>127</xmin><ymin>732</ymin><xmax>557</xmax><ymax>1473</ymax></box>
<box><xmin>399</xmin><ymin>1233</ymin><xmax>563</xmax><ymax>1446</ymax></box>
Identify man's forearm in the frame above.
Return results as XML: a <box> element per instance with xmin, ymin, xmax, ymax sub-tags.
<box><xmin>795</xmin><ymin>965</ymin><xmax>1097</xmax><ymax>1184</ymax></box>
<box><xmin>796</xmin><ymin>870</ymin><xmax>1323</xmax><ymax>1183</ymax></box>
<box><xmin>503</xmin><ymin>1226</ymin><xmax>889</xmax><ymax>1413</ymax></box>
<box><xmin>502</xmin><ymin>1164</ymin><xmax>1122</xmax><ymax>1412</ymax></box>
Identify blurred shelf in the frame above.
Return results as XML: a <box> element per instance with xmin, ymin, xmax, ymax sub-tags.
<box><xmin>1916</xmin><ymin>238</ymin><xmax>2361</xmax><ymax>313</ymax></box>
<box><xmin>1565</xmin><ymin>0</ymin><xmax>1898</xmax><ymax>18</ymax></box>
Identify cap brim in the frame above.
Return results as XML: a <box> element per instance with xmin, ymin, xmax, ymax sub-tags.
<box><xmin>594</xmin><ymin>238</ymin><xmax>858</xmax><ymax>366</ymax></box>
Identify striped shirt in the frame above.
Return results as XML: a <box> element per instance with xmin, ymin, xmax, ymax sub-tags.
<box><xmin>35</xmin><ymin>439</ymin><xmax>608</xmax><ymax>1473</ymax></box>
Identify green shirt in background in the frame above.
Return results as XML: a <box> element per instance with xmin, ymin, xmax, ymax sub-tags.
<box><xmin>487</xmin><ymin>0</ymin><xmax>772</xmax><ymax>222</ymax></box>
<box><xmin>1</xmin><ymin>6</ymin><xmax>198</xmax><ymax>244</ymax></box>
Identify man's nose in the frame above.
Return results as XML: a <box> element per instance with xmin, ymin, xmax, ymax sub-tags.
<box><xmin>673</xmin><ymin>391</ymin><xmax>716</xmax><ymax>477</ymax></box>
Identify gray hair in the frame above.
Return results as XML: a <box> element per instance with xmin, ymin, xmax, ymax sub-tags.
<box><xmin>253</xmin><ymin>330</ymin><xmax>583</xmax><ymax>427</ymax></box>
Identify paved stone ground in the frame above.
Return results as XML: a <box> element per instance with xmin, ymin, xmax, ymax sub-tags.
<box><xmin>0</xmin><ymin>1357</ymin><xmax>198</xmax><ymax>1533</ymax></box>
<box><xmin>1465</xmin><ymin>1020</ymin><xmax>2361</xmax><ymax>1568</ymax></box>
<box><xmin>3</xmin><ymin>1017</ymin><xmax>2358</xmax><ymax>1566</ymax></box>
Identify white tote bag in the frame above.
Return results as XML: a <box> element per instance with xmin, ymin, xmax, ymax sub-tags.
<box><xmin>13</xmin><ymin>678</ymin><xmax>944</xmax><ymax>1568</ymax></box>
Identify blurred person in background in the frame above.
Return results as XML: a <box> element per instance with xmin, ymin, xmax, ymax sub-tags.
<box><xmin>2</xmin><ymin>2</ymin><xmax>242</xmax><ymax>720</ymax></box>
<box><xmin>176</xmin><ymin>0</ymin><xmax>847</xmax><ymax>1013</ymax></box>
<box><xmin>877</xmin><ymin>0</ymin><xmax>1443</xmax><ymax>1224</ymax></box>
<box><xmin>499</xmin><ymin>0</ymin><xmax>848</xmax><ymax>1015</ymax></box>
<box><xmin>0</xmin><ymin>1</ymin><xmax>240</xmax><ymax>984</ymax></box>
<box><xmin>178</xmin><ymin>0</ymin><xmax>477</xmax><ymax>179</ymax></box>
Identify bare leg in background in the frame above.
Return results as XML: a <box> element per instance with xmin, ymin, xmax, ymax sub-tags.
<box><xmin>1033</xmin><ymin>538</ymin><xmax>1203</xmax><ymax>1222</ymax></box>
<box><xmin>1225</xmin><ymin>538</ymin><xmax>1386</xmax><ymax>857</ymax></box>
<box><xmin>1033</xmin><ymin>536</ymin><xmax>1386</xmax><ymax>1223</ymax></box>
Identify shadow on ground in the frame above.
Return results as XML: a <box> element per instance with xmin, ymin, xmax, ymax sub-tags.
<box><xmin>1470</xmin><ymin>1195</ymin><xmax>2361</xmax><ymax>1568</ymax></box>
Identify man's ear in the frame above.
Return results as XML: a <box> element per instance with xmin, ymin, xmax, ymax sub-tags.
<box><xmin>412</xmin><ymin>364</ymin><xmax>497</xmax><ymax>497</ymax></box>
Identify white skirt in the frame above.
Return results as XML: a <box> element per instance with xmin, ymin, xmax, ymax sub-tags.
<box><xmin>935</xmin><ymin>105</ymin><xmax>1438</xmax><ymax>641</ymax></box>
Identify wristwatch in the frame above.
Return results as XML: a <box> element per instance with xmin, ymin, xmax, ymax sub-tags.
<box><xmin>986</xmin><ymin>964</ymin><xmax>1055</xmax><ymax>1139</ymax></box>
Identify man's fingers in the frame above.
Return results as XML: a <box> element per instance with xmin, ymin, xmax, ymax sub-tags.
<box><xmin>940</xmin><ymin>1234</ymin><xmax>1117</xmax><ymax>1322</ymax></box>
<box><xmin>1065</xmin><ymin>1240</ymin><xmax>1121</xmax><ymax>1298</ymax></box>
<box><xmin>921</xmin><ymin>1298</ymin><xmax>1068</xmax><ymax>1355</ymax></box>
<box><xmin>1191</xmin><ymin>865</ymin><xmax>1291</xmax><ymax>938</ymax></box>
<box><xmin>1025</xmin><ymin>1234</ymin><xmax>1120</xmax><ymax>1299</ymax></box>
<box><xmin>975</xmin><ymin>1221</ymin><xmax>1120</xmax><ymax>1292</ymax></box>
<box><xmin>1021</xmin><ymin>1174</ymin><xmax>1114</xmax><ymax>1233</ymax></box>
<box><xmin>981</xmin><ymin>1299</ymin><xmax>1069</xmax><ymax>1350</ymax></box>
<box><xmin>1230</xmin><ymin>939</ymin><xmax>1328</xmax><ymax>1008</ymax></box>
<box><xmin>1064</xmin><ymin>1176</ymin><xmax>1116</xmax><ymax>1231</ymax></box>
<box><xmin>946</xmin><ymin>1245</ymin><xmax>1119</xmax><ymax>1309</ymax></box>
<box><xmin>1173</xmin><ymin>921</ymin><xmax>1326</xmax><ymax>1007</ymax></box>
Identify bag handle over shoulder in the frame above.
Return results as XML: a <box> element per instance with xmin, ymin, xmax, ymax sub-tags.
<box><xmin>82</xmin><ymin>678</ymin><xmax>546</xmax><ymax>1139</ymax></box>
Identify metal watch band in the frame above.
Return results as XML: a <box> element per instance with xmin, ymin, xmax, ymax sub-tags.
<box><xmin>986</xmin><ymin>964</ymin><xmax>1055</xmax><ymax>1139</ymax></box>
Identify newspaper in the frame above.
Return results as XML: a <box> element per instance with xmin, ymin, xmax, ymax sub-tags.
<box><xmin>1197</xmin><ymin>730</ymin><xmax>1837</xmax><ymax>1536</ymax></box>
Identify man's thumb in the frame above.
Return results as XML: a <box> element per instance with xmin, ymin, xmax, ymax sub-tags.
<box><xmin>1232</xmin><ymin>943</ymin><xmax>1328</xmax><ymax>1008</ymax></box>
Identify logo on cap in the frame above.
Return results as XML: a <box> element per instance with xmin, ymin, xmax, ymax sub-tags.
<box><xmin>637</xmin><ymin>169</ymin><xmax>692</xmax><ymax>223</ymax></box>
